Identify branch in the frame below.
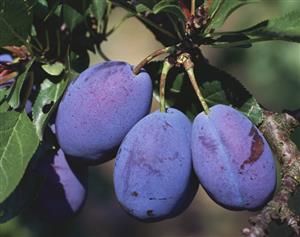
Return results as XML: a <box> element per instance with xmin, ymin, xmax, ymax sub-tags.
<box><xmin>242</xmin><ymin>110</ymin><xmax>300</xmax><ymax>237</ymax></box>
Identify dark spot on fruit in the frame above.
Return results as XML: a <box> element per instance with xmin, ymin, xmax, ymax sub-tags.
<box><xmin>42</xmin><ymin>101</ymin><xmax>54</xmax><ymax>113</ymax></box>
<box><xmin>220</xmin><ymin>166</ymin><xmax>224</xmax><ymax>170</ymax></box>
<box><xmin>138</xmin><ymin>157</ymin><xmax>162</xmax><ymax>176</ymax></box>
<box><xmin>149</xmin><ymin>197</ymin><xmax>167</xmax><ymax>200</ymax></box>
<box><xmin>162</xmin><ymin>121</ymin><xmax>173</xmax><ymax>131</ymax></box>
<box><xmin>131</xmin><ymin>191</ymin><xmax>138</xmax><ymax>197</ymax></box>
<box><xmin>198</xmin><ymin>135</ymin><xmax>217</xmax><ymax>154</ymax></box>
<box><xmin>240</xmin><ymin>126</ymin><xmax>264</xmax><ymax>169</ymax></box>
<box><xmin>147</xmin><ymin>210</ymin><xmax>154</xmax><ymax>217</ymax></box>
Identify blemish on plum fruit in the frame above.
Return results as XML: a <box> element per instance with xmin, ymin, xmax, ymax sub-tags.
<box><xmin>162</xmin><ymin>121</ymin><xmax>173</xmax><ymax>131</ymax></box>
<box><xmin>198</xmin><ymin>135</ymin><xmax>217</xmax><ymax>154</ymax></box>
<box><xmin>140</xmin><ymin>162</ymin><xmax>162</xmax><ymax>176</ymax></box>
<box><xmin>146</xmin><ymin>210</ymin><xmax>154</xmax><ymax>217</ymax></box>
<box><xmin>240</xmin><ymin>126</ymin><xmax>264</xmax><ymax>169</ymax></box>
<box><xmin>149</xmin><ymin>197</ymin><xmax>167</xmax><ymax>200</ymax></box>
<box><xmin>131</xmin><ymin>191</ymin><xmax>139</xmax><ymax>197</ymax></box>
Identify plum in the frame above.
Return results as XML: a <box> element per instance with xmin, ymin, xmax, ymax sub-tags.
<box><xmin>114</xmin><ymin>108</ymin><xmax>198</xmax><ymax>221</ymax></box>
<box><xmin>191</xmin><ymin>104</ymin><xmax>276</xmax><ymax>210</ymax></box>
<box><xmin>25</xmin><ymin>100</ymin><xmax>32</xmax><ymax>114</ymax></box>
<box><xmin>0</xmin><ymin>54</ymin><xmax>15</xmax><ymax>88</ymax></box>
<box><xmin>0</xmin><ymin>54</ymin><xmax>13</xmax><ymax>63</ymax></box>
<box><xmin>32</xmin><ymin>149</ymin><xmax>88</xmax><ymax>221</ymax></box>
<box><xmin>55</xmin><ymin>61</ymin><xmax>152</xmax><ymax>164</ymax></box>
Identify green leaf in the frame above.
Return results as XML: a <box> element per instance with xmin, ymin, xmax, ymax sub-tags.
<box><xmin>65</xmin><ymin>0</ymin><xmax>91</xmax><ymax>14</ymax></box>
<box><xmin>170</xmin><ymin>73</ymin><xmax>184</xmax><ymax>93</ymax></box>
<box><xmin>33</xmin><ymin>72</ymin><xmax>77</xmax><ymax>139</ymax></box>
<box><xmin>41</xmin><ymin>62</ymin><xmax>65</xmax><ymax>76</ymax></box>
<box><xmin>153</xmin><ymin>0</ymin><xmax>185</xmax><ymax>22</ymax></box>
<box><xmin>135</xmin><ymin>3</ymin><xmax>152</xmax><ymax>13</ymax></box>
<box><xmin>0</xmin><ymin>0</ymin><xmax>33</xmax><ymax>46</ymax></box>
<box><xmin>7</xmin><ymin>59</ymin><xmax>35</xmax><ymax>109</ymax></box>
<box><xmin>0</xmin><ymin>88</ymin><xmax>9</xmax><ymax>112</ymax></box>
<box><xmin>205</xmin><ymin>0</ymin><xmax>257</xmax><ymax>33</ymax></box>
<box><xmin>202</xmin><ymin>80</ymin><xmax>228</xmax><ymax>106</ymax></box>
<box><xmin>244</xmin><ymin>11</ymin><xmax>300</xmax><ymax>42</ymax></box>
<box><xmin>70</xmin><ymin>51</ymin><xmax>90</xmax><ymax>73</ymax></box>
<box><xmin>0</xmin><ymin>165</ymin><xmax>41</xmax><ymax>223</ymax></box>
<box><xmin>239</xmin><ymin>97</ymin><xmax>263</xmax><ymax>125</ymax></box>
<box><xmin>63</xmin><ymin>4</ymin><xmax>84</xmax><ymax>32</ymax></box>
<box><xmin>0</xmin><ymin>111</ymin><xmax>39</xmax><ymax>203</ymax></box>
<box><xmin>90</xmin><ymin>0</ymin><xmax>107</xmax><ymax>22</ymax></box>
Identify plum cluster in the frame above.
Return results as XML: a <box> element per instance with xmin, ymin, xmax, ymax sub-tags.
<box><xmin>26</xmin><ymin>61</ymin><xmax>277</xmax><ymax>222</ymax></box>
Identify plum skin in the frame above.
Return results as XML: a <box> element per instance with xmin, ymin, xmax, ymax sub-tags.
<box><xmin>55</xmin><ymin>61</ymin><xmax>152</xmax><ymax>164</ymax></box>
<box><xmin>191</xmin><ymin>104</ymin><xmax>276</xmax><ymax>210</ymax></box>
<box><xmin>114</xmin><ymin>108</ymin><xmax>198</xmax><ymax>221</ymax></box>
<box><xmin>32</xmin><ymin>149</ymin><xmax>88</xmax><ymax>221</ymax></box>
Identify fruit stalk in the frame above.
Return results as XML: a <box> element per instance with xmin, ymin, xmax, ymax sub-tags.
<box><xmin>159</xmin><ymin>59</ymin><xmax>173</xmax><ymax>112</ymax></box>
<box><xmin>133</xmin><ymin>45</ymin><xmax>177</xmax><ymax>75</ymax></box>
<box><xmin>179</xmin><ymin>53</ymin><xmax>209</xmax><ymax>114</ymax></box>
<box><xmin>242</xmin><ymin>111</ymin><xmax>300</xmax><ymax>237</ymax></box>
<box><xmin>191</xmin><ymin>0</ymin><xmax>196</xmax><ymax>16</ymax></box>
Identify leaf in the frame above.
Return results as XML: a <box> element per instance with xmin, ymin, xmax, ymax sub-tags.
<box><xmin>63</xmin><ymin>4</ymin><xmax>84</xmax><ymax>32</ymax></box>
<box><xmin>70</xmin><ymin>51</ymin><xmax>90</xmax><ymax>73</ymax></box>
<box><xmin>205</xmin><ymin>0</ymin><xmax>257</xmax><ymax>33</ymax></box>
<box><xmin>170</xmin><ymin>73</ymin><xmax>184</xmax><ymax>93</ymax></box>
<box><xmin>135</xmin><ymin>3</ymin><xmax>152</xmax><ymax>13</ymax></box>
<box><xmin>244</xmin><ymin>11</ymin><xmax>300</xmax><ymax>42</ymax></box>
<box><xmin>33</xmin><ymin>71</ymin><xmax>77</xmax><ymax>140</ymax></box>
<box><xmin>64</xmin><ymin>0</ymin><xmax>91</xmax><ymax>15</ymax></box>
<box><xmin>213</xmin><ymin>34</ymin><xmax>252</xmax><ymax>48</ymax></box>
<box><xmin>0</xmin><ymin>111</ymin><xmax>39</xmax><ymax>203</ymax></box>
<box><xmin>0</xmin><ymin>165</ymin><xmax>41</xmax><ymax>223</ymax></box>
<box><xmin>7</xmin><ymin>59</ymin><xmax>35</xmax><ymax>109</ymax></box>
<box><xmin>41</xmin><ymin>62</ymin><xmax>65</xmax><ymax>76</ymax></box>
<box><xmin>202</xmin><ymin>80</ymin><xmax>228</xmax><ymax>106</ymax></box>
<box><xmin>0</xmin><ymin>0</ymin><xmax>33</xmax><ymax>46</ymax></box>
<box><xmin>90</xmin><ymin>0</ymin><xmax>107</xmax><ymax>23</ymax></box>
<box><xmin>152</xmin><ymin>0</ymin><xmax>185</xmax><ymax>22</ymax></box>
<box><xmin>239</xmin><ymin>97</ymin><xmax>263</xmax><ymax>125</ymax></box>
<box><xmin>0</xmin><ymin>123</ymin><xmax>60</xmax><ymax>223</ymax></box>
<box><xmin>0</xmin><ymin>88</ymin><xmax>9</xmax><ymax>112</ymax></box>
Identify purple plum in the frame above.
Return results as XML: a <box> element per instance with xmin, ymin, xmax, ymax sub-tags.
<box><xmin>0</xmin><ymin>54</ymin><xmax>15</xmax><ymax>88</ymax></box>
<box><xmin>0</xmin><ymin>54</ymin><xmax>13</xmax><ymax>63</ymax></box>
<box><xmin>191</xmin><ymin>104</ymin><xmax>276</xmax><ymax>210</ymax></box>
<box><xmin>55</xmin><ymin>61</ymin><xmax>152</xmax><ymax>164</ymax></box>
<box><xmin>32</xmin><ymin>149</ymin><xmax>88</xmax><ymax>221</ymax></box>
<box><xmin>114</xmin><ymin>108</ymin><xmax>198</xmax><ymax>221</ymax></box>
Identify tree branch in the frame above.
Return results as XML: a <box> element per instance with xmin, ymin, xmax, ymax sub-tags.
<box><xmin>242</xmin><ymin>110</ymin><xmax>300</xmax><ymax>237</ymax></box>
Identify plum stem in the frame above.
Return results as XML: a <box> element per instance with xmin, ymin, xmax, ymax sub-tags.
<box><xmin>191</xmin><ymin>0</ymin><xmax>196</xmax><ymax>16</ymax></box>
<box><xmin>159</xmin><ymin>59</ymin><xmax>174</xmax><ymax>112</ymax></box>
<box><xmin>179</xmin><ymin>53</ymin><xmax>209</xmax><ymax>114</ymax></box>
<box><xmin>133</xmin><ymin>45</ymin><xmax>178</xmax><ymax>75</ymax></box>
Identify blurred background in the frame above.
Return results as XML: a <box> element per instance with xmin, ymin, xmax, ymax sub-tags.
<box><xmin>1</xmin><ymin>1</ymin><xmax>300</xmax><ymax>237</ymax></box>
